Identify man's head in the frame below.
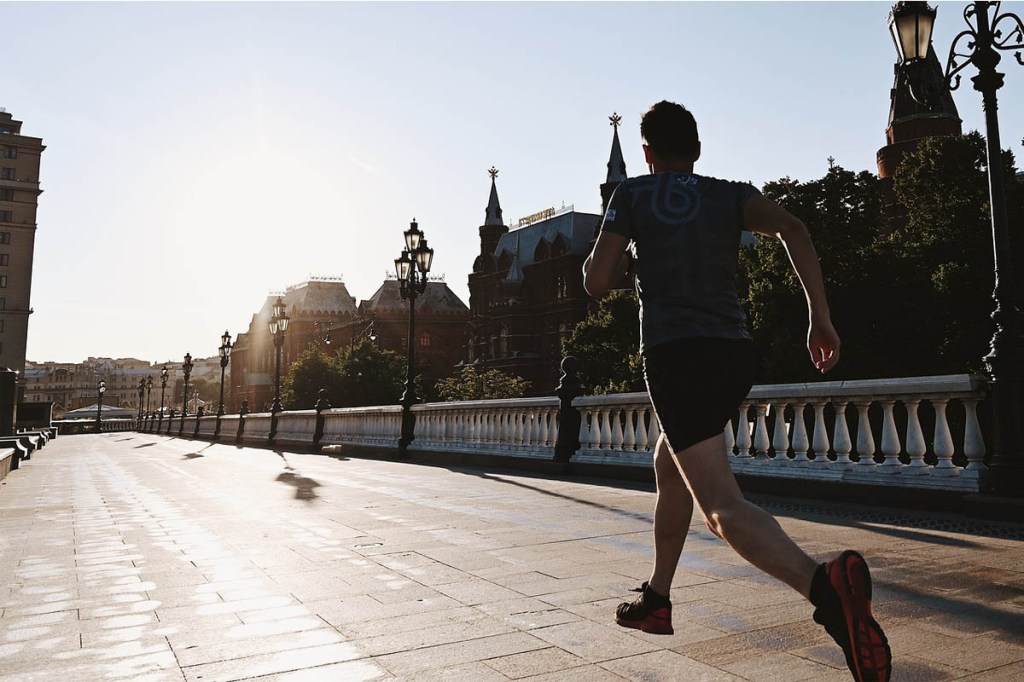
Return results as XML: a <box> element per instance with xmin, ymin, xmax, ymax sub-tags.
<box><xmin>640</xmin><ymin>101</ymin><xmax>701</xmax><ymax>170</ymax></box>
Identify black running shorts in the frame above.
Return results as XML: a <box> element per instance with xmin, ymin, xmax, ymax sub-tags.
<box><xmin>642</xmin><ymin>337</ymin><xmax>755</xmax><ymax>453</ymax></box>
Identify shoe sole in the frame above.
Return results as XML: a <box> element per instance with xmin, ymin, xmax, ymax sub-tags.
<box><xmin>832</xmin><ymin>551</ymin><xmax>892</xmax><ymax>682</ymax></box>
<box><xmin>614</xmin><ymin>613</ymin><xmax>674</xmax><ymax>635</ymax></box>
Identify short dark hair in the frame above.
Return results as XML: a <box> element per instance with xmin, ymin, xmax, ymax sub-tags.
<box><xmin>640</xmin><ymin>101</ymin><xmax>699</xmax><ymax>159</ymax></box>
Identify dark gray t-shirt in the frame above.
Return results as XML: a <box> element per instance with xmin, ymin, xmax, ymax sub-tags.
<box><xmin>600</xmin><ymin>172</ymin><xmax>759</xmax><ymax>351</ymax></box>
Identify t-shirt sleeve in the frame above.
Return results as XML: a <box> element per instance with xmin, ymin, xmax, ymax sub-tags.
<box><xmin>734</xmin><ymin>181</ymin><xmax>762</xmax><ymax>232</ymax></box>
<box><xmin>599</xmin><ymin>182</ymin><xmax>633</xmax><ymax>239</ymax></box>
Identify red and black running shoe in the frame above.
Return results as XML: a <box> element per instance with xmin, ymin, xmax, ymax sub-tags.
<box><xmin>814</xmin><ymin>550</ymin><xmax>892</xmax><ymax>682</ymax></box>
<box><xmin>615</xmin><ymin>581</ymin><xmax>673</xmax><ymax>635</ymax></box>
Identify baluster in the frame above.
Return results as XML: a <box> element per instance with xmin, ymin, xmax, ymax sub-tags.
<box><xmin>879</xmin><ymin>400</ymin><xmax>902</xmax><ymax>469</ymax></box>
<box><xmin>905</xmin><ymin>399</ymin><xmax>927</xmax><ymax>472</ymax></box>
<box><xmin>599</xmin><ymin>408</ymin><xmax>613</xmax><ymax>450</ymax></box>
<box><xmin>791</xmin><ymin>402</ymin><xmax>810</xmax><ymax>463</ymax></box>
<box><xmin>723</xmin><ymin>418</ymin><xmax>735</xmax><ymax>456</ymax></box>
<box><xmin>636</xmin><ymin>408</ymin><xmax>650</xmax><ymax>452</ymax></box>
<box><xmin>647</xmin><ymin>408</ymin><xmax>660</xmax><ymax>449</ymax></box>
<box><xmin>962</xmin><ymin>398</ymin><xmax>986</xmax><ymax>472</ymax></box>
<box><xmin>610</xmin><ymin>408</ymin><xmax>625</xmax><ymax>451</ymax></box>
<box><xmin>579</xmin><ymin>407</ymin><xmax>592</xmax><ymax>452</ymax></box>
<box><xmin>736</xmin><ymin>403</ymin><xmax>753</xmax><ymax>457</ymax></box>
<box><xmin>932</xmin><ymin>398</ymin><xmax>957</xmax><ymax>475</ymax></box>
<box><xmin>623</xmin><ymin>408</ymin><xmax>637</xmax><ymax>452</ymax></box>
<box><xmin>855</xmin><ymin>399</ymin><xmax>876</xmax><ymax>466</ymax></box>
<box><xmin>833</xmin><ymin>400</ymin><xmax>852</xmax><ymax>465</ymax></box>
<box><xmin>812</xmin><ymin>400</ymin><xmax>830</xmax><ymax>462</ymax></box>
<box><xmin>753</xmin><ymin>403</ymin><xmax>770</xmax><ymax>458</ymax></box>
<box><xmin>771</xmin><ymin>401</ymin><xmax>790</xmax><ymax>461</ymax></box>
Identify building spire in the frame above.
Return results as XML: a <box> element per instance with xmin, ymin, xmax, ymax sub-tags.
<box><xmin>606</xmin><ymin>113</ymin><xmax>627</xmax><ymax>183</ymax></box>
<box><xmin>485</xmin><ymin>166</ymin><xmax>504</xmax><ymax>226</ymax></box>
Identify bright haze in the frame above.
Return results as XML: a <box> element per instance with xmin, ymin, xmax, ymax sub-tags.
<box><xmin>7</xmin><ymin>1</ymin><xmax>1023</xmax><ymax>363</ymax></box>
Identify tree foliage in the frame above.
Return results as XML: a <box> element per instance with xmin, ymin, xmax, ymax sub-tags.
<box><xmin>435</xmin><ymin>365</ymin><xmax>530</xmax><ymax>401</ymax></box>
<box><xmin>282</xmin><ymin>340</ymin><xmax>408</xmax><ymax>409</ymax></box>
<box><xmin>562</xmin><ymin>289</ymin><xmax>645</xmax><ymax>394</ymax></box>
<box><xmin>740</xmin><ymin>132</ymin><xmax>1023</xmax><ymax>382</ymax></box>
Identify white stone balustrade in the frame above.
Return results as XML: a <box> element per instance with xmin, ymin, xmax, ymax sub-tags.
<box><xmin>273</xmin><ymin>410</ymin><xmax>318</xmax><ymax>448</ymax></box>
<box><xmin>320</xmin><ymin>406</ymin><xmax>402</xmax><ymax>448</ymax></box>
<box><xmin>729</xmin><ymin>374</ymin><xmax>987</xmax><ymax>492</ymax></box>
<box><xmin>196</xmin><ymin>416</ymin><xmax>217</xmax><ymax>438</ymax></box>
<box><xmin>575</xmin><ymin>393</ymin><xmax>661</xmax><ymax>466</ymax></box>
<box><xmin>241</xmin><ymin>413</ymin><xmax>273</xmax><ymax>445</ymax></box>
<box><xmin>410</xmin><ymin>397</ymin><xmax>560</xmax><ymax>458</ymax></box>
<box><xmin>216</xmin><ymin>415</ymin><xmax>241</xmax><ymax>442</ymax></box>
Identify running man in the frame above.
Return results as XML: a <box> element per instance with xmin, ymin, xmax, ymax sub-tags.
<box><xmin>583</xmin><ymin>101</ymin><xmax>891</xmax><ymax>682</ymax></box>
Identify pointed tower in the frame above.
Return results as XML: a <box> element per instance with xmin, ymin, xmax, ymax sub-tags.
<box><xmin>480</xmin><ymin>166</ymin><xmax>508</xmax><ymax>257</ymax></box>
<box><xmin>600</xmin><ymin>113</ymin><xmax>628</xmax><ymax>212</ymax></box>
<box><xmin>876</xmin><ymin>45</ymin><xmax>961</xmax><ymax>228</ymax></box>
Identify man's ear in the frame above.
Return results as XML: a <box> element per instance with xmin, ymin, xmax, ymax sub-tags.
<box><xmin>693</xmin><ymin>141</ymin><xmax>701</xmax><ymax>163</ymax></box>
<box><xmin>643</xmin><ymin>144</ymin><xmax>654</xmax><ymax>165</ymax></box>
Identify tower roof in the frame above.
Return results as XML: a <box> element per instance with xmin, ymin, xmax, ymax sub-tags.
<box><xmin>484</xmin><ymin>166</ymin><xmax>504</xmax><ymax>227</ymax></box>
<box><xmin>606</xmin><ymin>113</ymin><xmax>627</xmax><ymax>183</ymax></box>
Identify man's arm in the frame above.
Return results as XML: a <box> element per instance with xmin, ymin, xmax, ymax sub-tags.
<box><xmin>583</xmin><ymin>232</ymin><xmax>631</xmax><ymax>298</ymax></box>
<box><xmin>745</xmin><ymin>195</ymin><xmax>841</xmax><ymax>374</ymax></box>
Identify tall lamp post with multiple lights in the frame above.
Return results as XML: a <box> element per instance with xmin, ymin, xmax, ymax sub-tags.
<box><xmin>394</xmin><ymin>219</ymin><xmax>434</xmax><ymax>455</ymax></box>
<box><xmin>269</xmin><ymin>297</ymin><xmax>289</xmax><ymax>439</ymax></box>
<box><xmin>216</xmin><ymin>331</ymin><xmax>232</xmax><ymax>436</ymax></box>
<box><xmin>146</xmin><ymin>376</ymin><xmax>153</xmax><ymax>419</ymax></box>
<box><xmin>137</xmin><ymin>379</ymin><xmax>146</xmax><ymax>423</ymax></box>
<box><xmin>96</xmin><ymin>380</ymin><xmax>105</xmax><ymax>431</ymax></box>
<box><xmin>891</xmin><ymin>1</ymin><xmax>1024</xmax><ymax>495</ymax></box>
<box><xmin>180</xmin><ymin>353</ymin><xmax>194</xmax><ymax>435</ymax></box>
<box><xmin>158</xmin><ymin>366</ymin><xmax>168</xmax><ymax>429</ymax></box>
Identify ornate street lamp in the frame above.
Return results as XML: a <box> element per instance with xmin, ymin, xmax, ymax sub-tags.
<box><xmin>158</xmin><ymin>366</ymin><xmax>168</xmax><ymax>428</ymax></box>
<box><xmin>269</xmin><ymin>297</ymin><xmax>289</xmax><ymax>415</ymax></box>
<box><xmin>218</xmin><ymin>331</ymin><xmax>232</xmax><ymax>418</ymax></box>
<box><xmin>893</xmin><ymin>1</ymin><xmax>1024</xmax><ymax>495</ymax></box>
<box><xmin>96</xmin><ymin>380</ymin><xmax>106</xmax><ymax>431</ymax></box>
<box><xmin>179</xmin><ymin>353</ymin><xmax>193</xmax><ymax>437</ymax></box>
<box><xmin>137</xmin><ymin>379</ymin><xmax>146</xmax><ymax>422</ymax></box>
<box><xmin>146</xmin><ymin>376</ymin><xmax>153</xmax><ymax>417</ymax></box>
<box><xmin>395</xmin><ymin>218</ymin><xmax>434</xmax><ymax>454</ymax></box>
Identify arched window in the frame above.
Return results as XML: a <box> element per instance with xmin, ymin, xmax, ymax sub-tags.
<box><xmin>498</xmin><ymin>251</ymin><xmax>512</xmax><ymax>271</ymax></box>
<box><xmin>499</xmin><ymin>327</ymin><xmax>509</xmax><ymax>357</ymax></box>
<box><xmin>551</xmin><ymin>235</ymin><xmax>567</xmax><ymax>258</ymax></box>
<box><xmin>419</xmin><ymin>331</ymin><xmax>431</xmax><ymax>348</ymax></box>
<box><xmin>556</xmin><ymin>274</ymin><xmax>567</xmax><ymax>300</ymax></box>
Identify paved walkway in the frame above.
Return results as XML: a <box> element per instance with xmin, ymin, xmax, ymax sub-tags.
<box><xmin>1</xmin><ymin>434</ymin><xmax>1023</xmax><ymax>681</ymax></box>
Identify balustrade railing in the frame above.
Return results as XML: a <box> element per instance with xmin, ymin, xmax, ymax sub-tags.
<box><xmin>135</xmin><ymin>374</ymin><xmax>988</xmax><ymax>493</ymax></box>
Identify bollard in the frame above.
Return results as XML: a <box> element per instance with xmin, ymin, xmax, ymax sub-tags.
<box><xmin>236</xmin><ymin>400</ymin><xmax>249</xmax><ymax>444</ymax></box>
<box><xmin>313</xmin><ymin>389</ymin><xmax>330</xmax><ymax>448</ymax></box>
<box><xmin>554</xmin><ymin>356</ymin><xmax>583</xmax><ymax>463</ymax></box>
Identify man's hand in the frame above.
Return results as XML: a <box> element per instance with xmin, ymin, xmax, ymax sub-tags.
<box><xmin>808</xmin><ymin>317</ymin><xmax>840</xmax><ymax>373</ymax></box>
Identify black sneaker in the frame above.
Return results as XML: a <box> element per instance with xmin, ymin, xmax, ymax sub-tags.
<box><xmin>812</xmin><ymin>551</ymin><xmax>892</xmax><ymax>681</ymax></box>
<box><xmin>615</xmin><ymin>581</ymin><xmax>673</xmax><ymax>635</ymax></box>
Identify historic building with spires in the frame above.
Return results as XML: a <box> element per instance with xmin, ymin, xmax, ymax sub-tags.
<box><xmin>465</xmin><ymin>116</ymin><xmax>630</xmax><ymax>396</ymax></box>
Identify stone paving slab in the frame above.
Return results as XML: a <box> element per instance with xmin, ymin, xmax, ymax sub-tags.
<box><xmin>1</xmin><ymin>434</ymin><xmax>1023</xmax><ymax>680</ymax></box>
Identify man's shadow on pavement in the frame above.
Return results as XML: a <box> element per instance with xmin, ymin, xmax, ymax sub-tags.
<box><xmin>183</xmin><ymin>443</ymin><xmax>215</xmax><ymax>460</ymax></box>
<box><xmin>274</xmin><ymin>450</ymin><xmax>321</xmax><ymax>501</ymax></box>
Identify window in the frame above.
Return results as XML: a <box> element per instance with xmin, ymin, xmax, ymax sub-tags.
<box><xmin>0</xmin><ymin>298</ymin><xmax>5</xmax><ymax>310</ymax></box>
<box><xmin>0</xmin><ymin>319</ymin><xmax>4</xmax><ymax>331</ymax></box>
<box><xmin>419</xmin><ymin>332</ymin><xmax>431</xmax><ymax>348</ymax></box>
<box><xmin>0</xmin><ymin>211</ymin><xmax>11</xmax><ymax>223</ymax></box>
<box><xmin>1</xmin><ymin>147</ymin><xmax>15</xmax><ymax>159</ymax></box>
<box><xmin>556</xmin><ymin>275</ymin><xmax>567</xmax><ymax>300</ymax></box>
<box><xmin>0</xmin><ymin>233</ymin><xmax>8</xmax><ymax>244</ymax></box>
<box><xmin>0</xmin><ymin>190</ymin><xmax>12</xmax><ymax>201</ymax></box>
<box><xmin>0</xmin><ymin>168</ymin><xmax>14</xmax><ymax>180</ymax></box>
<box><xmin>0</xmin><ymin>254</ymin><xmax>8</xmax><ymax>266</ymax></box>
<box><xmin>0</xmin><ymin>276</ymin><xmax>7</xmax><ymax>288</ymax></box>
<box><xmin>499</xmin><ymin>327</ymin><xmax>509</xmax><ymax>357</ymax></box>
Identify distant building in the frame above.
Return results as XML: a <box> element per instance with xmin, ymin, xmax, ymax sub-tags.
<box><xmin>22</xmin><ymin>358</ymin><xmax>165</xmax><ymax>416</ymax></box>
<box><xmin>0</xmin><ymin>108</ymin><xmax>45</xmax><ymax>382</ymax></box>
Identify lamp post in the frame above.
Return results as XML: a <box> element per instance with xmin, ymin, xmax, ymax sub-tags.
<box><xmin>146</xmin><ymin>376</ymin><xmax>153</xmax><ymax>418</ymax></box>
<box><xmin>269</xmin><ymin>297</ymin><xmax>289</xmax><ymax>439</ymax></box>
<box><xmin>179</xmin><ymin>353</ymin><xmax>193</xmax><ymax>436</ymax></box>
<box><xmin>96</xmin><ymin>380</ymin><xmax>106</xmax><ymax>431</ymax></box>
<box><xmin>137</xmin><ymin>379</ymin><xmax>145</xmax><ymax>422</ymax></box>
<box><xmin>892</xmin><ymin>1</ymin><xmax>1024</xmax><ymax>495</ymax></box>
<box><xmin>158</xmin><ymin>366</ymin><xmax>168</xmax><ymax>429</ymax></box>
<box><xmin>395</xmin><ymin>218</ymin><xmax>434</xmax><ymax>455</ymax></box>
<box><xmin>218</xmin><ymin>331</ymin><xmax>232</xmax><ymax>417</ymax></box>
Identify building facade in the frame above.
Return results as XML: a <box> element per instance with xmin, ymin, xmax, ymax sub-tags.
<box><xmin>22</xmin><ymin>358</ymin><xmax>167</xmax><ymax>417</ymax></box>
<box><xmin>0</xmin><ymin>109</ymin><xmax>44</xmax><ymax>381</ymax></box>
<box><xmin>465</xmin><ymin>119</ymin><xmax>628</xmax><ymax>395</ymax></box>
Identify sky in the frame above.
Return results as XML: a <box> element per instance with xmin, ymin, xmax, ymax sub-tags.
<box><xmin>6</xmin><ymin>0</ymin><xmax>1024</xmax><ymax>365</ymax></box>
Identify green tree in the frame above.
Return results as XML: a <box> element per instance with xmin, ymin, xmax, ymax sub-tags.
<box><xmin>282</xmin><ymin>347</ymin><xmax>345</xmax><ymax>409</ymax></box>
<box><xmin>335</xmin><ymin>339</ymin><xmax>408</xmax><ymax>407</ymax></box>
<box><xmin>562</xmin><ymin>289</ymin><xmax>645</xmax><ymax>394</ymax></box>
<box><xmin>436</xmin><ymin>365</ymin><xmax>531</xmax><ymax>401</ymax></box>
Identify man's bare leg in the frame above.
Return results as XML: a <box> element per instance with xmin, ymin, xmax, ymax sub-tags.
<box><xmin>648</xmin><ymin>433</ymin><xmax>693</xmax><ymax>597</ymax></box>
<box><xmin>670</xmin><ymin>432</ymin><xmax>817</xmax><ymax>597</ymax></box>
